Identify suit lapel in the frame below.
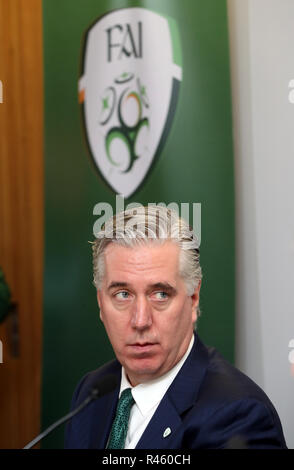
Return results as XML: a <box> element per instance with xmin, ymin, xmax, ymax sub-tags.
<box><xmin>135</xmin><ymin>395</ymin><xmax>182</xmax><ymax>449</ymax></box>
<box><xmin>136</xmin><ymin>334</ymin><xmax>209</xmax><ymax>449</ymax></box>
<box><xmin>88</xmin><ymin>369</ymin><xmax>121</xmax><ymax>449</ymax></box>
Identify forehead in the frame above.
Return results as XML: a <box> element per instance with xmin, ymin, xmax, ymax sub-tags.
<box><xmin>102</xmin><ymin>241</ymin><xmax>181</xmax><ymax>285</ymax></box>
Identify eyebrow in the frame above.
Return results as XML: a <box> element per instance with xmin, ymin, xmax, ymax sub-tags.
<box><xmin>149</xmin><ymin>283</ymin><xmax>177</xmax><ymax>294</ymax></box>
<box><xmin>107</xmin><ymin>281</ymin><xmax>177</xmax><ymax>294</ymax></box>
<box><xmin>107</xmin><ymin>282</ymin><xmax>129</xmax><ymax>291</ymax></box>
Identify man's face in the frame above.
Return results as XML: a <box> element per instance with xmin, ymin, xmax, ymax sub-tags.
<box><xmin>97</xmin><ymin>241</ymin><xmax>200</xmax><ymax>386</ymax></box>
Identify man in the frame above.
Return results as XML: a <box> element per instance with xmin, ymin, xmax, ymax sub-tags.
<box><xmin>65</xmin><ymin>205</ymin><xmax>287</xmax><ymax>449</ymax></box>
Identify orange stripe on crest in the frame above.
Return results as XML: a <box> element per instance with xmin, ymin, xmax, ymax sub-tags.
<box><xmin>79</xmin><ymin>89</ymin><xmax>85</xmax><ymax>103</ymax></box>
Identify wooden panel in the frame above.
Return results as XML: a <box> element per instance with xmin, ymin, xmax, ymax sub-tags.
<box><xmin>0</xmin><ymin>0</ymin><xmax>43</xmax><ymax>448</ymax></box>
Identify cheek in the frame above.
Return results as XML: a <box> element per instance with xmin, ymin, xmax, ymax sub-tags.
<box><xmin>100</xmin><ymin>307</ymin><xmax>128</xmax><ymax>339</ymax></box>
<box><xmin>156</xmin><ymin>306</ymin><xmax>184</xmax><ymax>339</ymax></box>
<box><xmin>167</xmin><ymin>300</ymin><xmax>194</xmax><ymax>331</ymax></box>
<box><xmin>98</xmin><ymin>294</ymin><xmax>113</xmax><ymax>320</ymax></box>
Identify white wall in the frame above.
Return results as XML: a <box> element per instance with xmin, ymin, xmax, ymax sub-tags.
<box><xmin>228</xmin><ymin>0</ymin><xmax>294</xmax><ymax>448</ymax></box>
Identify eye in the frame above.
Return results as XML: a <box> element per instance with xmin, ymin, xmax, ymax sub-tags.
<box><xmin>114</xmin><ymin>291</ymin><xmax>130</xmax><ymax>300</ymax></box>
<box><xmin>153</xmin><ymin>291</ymin><xmax>169</xmax><ymax>301</ymax></box>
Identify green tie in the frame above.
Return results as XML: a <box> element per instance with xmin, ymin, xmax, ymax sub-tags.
<box><xmin>106</xmin><ymin>388</ymin><xmax>135</xmax><ymax>449</ymax></box>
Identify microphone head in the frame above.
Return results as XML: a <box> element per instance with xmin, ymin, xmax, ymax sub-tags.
<box><xmin>90</xmin><ymin>374</ymin><xmax>118</xmax><ymax>399</ymax></box>
<box><xmin>225</xmin><ymin>435</ymin><xmax>248</xmax><ymax>449</ymax></box>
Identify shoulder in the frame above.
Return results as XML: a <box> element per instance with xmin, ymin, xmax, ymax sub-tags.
<box><xmin>184</xmin><ymin>338</ymin><xmax>287</xmax><ymax>448</ymax></box>
<box><xmin>200</xmin><ymin>343</ymin><xmax>271</xmax><ymax>404</ymax></box>
<box><xmin>70</xmin><ymin>358</ymin><xmax>121</xmax><ymax>407</ymax></box>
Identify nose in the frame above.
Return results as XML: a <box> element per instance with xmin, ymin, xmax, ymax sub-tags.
<box><xmin>131</xmin><ymin>296</ymin><xmax>152</xmax><ymax>331</ymax></box>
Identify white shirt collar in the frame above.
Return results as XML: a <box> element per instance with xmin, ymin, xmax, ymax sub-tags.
<box><xmin>120</xmin><ymin>334</ymin><xmax>195</xmax><ymax>416</ymax></box>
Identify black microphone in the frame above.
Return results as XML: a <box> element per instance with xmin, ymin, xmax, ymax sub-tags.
<box><xmin>225</xmin><ymin>435</ymin><xmax>248</xmax><ymax>449</ymax></box>
<box><xmin>23</xmin><ymin>374</ymin><xmax>118</xmax><ymax>449</ymax></box>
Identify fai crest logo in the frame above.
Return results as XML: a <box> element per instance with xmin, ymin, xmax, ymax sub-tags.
<box><xmin>79</xmin><ymin>7</ymin><xmax>182</xmax><ymax>198</ymax></box>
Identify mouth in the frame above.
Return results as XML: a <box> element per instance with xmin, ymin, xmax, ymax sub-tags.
<box><xmin>128</xmin><ymin>342</ymin><xmax>158</xmax><ymax>353</ymax></box>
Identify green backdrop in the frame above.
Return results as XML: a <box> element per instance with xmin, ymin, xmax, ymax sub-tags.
<box><xmin>42</xmin><ymin>0</ymin><xmax>234</xmax><ymax>448</ymax></box>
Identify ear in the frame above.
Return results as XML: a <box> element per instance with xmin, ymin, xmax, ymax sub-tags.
<box><xmin>97</xmin><ymin>290</ymin><xmax>104</xmax><ymax>322</ymax></box>
<box><xmin>191</xmin><ymin>280</ymin><xmax>201</xmax><ymax>322</ymax></box>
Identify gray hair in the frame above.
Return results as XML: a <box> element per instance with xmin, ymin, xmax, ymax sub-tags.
<box><xmin>92</xmin><ymin>205</ymin><xmax>202</xmax><ymax>315</ymax></box>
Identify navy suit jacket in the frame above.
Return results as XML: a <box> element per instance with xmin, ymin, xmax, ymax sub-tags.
<box><xmin>65</xmin><ymin>334</ymin><xmax>287</xmax><ymax>449</ymax></box>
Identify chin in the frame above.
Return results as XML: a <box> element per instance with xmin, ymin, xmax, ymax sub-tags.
<box><xmin>129</xmin><ymin>358</ymin><xmax>158</xmax><ymax>371</ymax></box>
<box><xmin>126</xmin><ymin>360</ymin><xmax>162</xmax><ymax>380</ymax></box>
